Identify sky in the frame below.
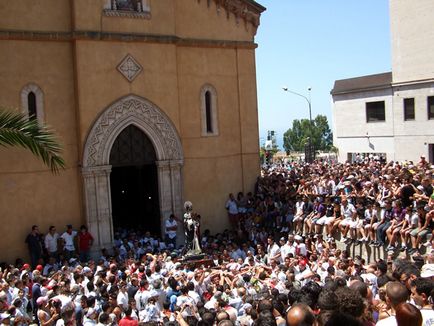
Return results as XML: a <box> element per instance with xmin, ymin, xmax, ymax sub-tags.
<box><xmin>255</xmin><ymin>0</ymin><xmax>391</xmax><ymax>149</ymax></box>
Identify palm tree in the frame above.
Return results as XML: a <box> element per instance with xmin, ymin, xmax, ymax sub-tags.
<box><xmin>0</xmin><ymin>109</ymin><xmax>65</xmax><ymax>173</ymax></box>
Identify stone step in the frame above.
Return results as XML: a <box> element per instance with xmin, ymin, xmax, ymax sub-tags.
<box><xmin>334</xmin><ymin>240</ymin><xmax>426</xmax><ymax>263</ymax></box>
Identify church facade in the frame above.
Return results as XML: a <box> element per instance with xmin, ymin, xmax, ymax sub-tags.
<box><xmin>0</xmin><ymin>0</ymin><xmax>265</xmax><ymax>262</ymax></box>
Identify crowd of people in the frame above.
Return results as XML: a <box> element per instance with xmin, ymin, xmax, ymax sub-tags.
<box><xmin>0</xmin><ymin>155</ymin><xmax>433</xmax><ymax>326</ymax></box>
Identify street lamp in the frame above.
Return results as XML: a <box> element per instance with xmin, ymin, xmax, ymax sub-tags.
<box><xmin>282</xmin><ymin>87</ymin><xmax>315</xmax><ymax>162</ymax></box>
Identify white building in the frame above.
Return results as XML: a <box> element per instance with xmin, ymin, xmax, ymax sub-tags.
<box><xmin>332</xmin><ymin>0</ymin><xmax>434</xmax><ymax>164</ymax></box>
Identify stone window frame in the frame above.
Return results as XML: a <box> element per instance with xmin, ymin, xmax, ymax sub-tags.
<box><xmin>200</xmin><ymin>84</ymin><xmax>219</xmax><ymax>137</ymax></box>
<box><xmin>20</xmin><ymin>83</ymin><xmax>45</xmax><ymax>124</ymax></box>
<box><xmin>103</xmin><ymin>0</ymin><xmax>151</xmax><ymax>19</ymax></box>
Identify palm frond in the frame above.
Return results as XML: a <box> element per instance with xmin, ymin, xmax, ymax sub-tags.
<box><xmin>0</xmin><ymin>109</ymin><xmax>66</xmax><ymax>173</ymax></box>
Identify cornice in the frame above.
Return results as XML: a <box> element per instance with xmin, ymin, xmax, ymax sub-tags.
<box><xmin>0</xmin><ymin>29</ymin><xmax>257</xmax><ymax>49</ymax></box>
<box><xmin>198</xmin><ymin>0</ymin><xmax>266</xmax><ymax>31</ymax></box>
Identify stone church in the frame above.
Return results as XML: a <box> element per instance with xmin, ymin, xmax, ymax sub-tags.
<box><xmin>0</xmin><ymin>0</ymin><xmax>265</xmax><ymax>262</ymax></box>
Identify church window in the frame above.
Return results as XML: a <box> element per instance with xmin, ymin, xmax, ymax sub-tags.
<box><xmin>200</xmin><ymin>85</ymin><xmax>219</xmax><ymax>136</ymax></box>
<box><xmin>20</xmin><ymin>84</ymin><xmax>44</xmax><ymax>123</ymax></box>
<box><xmin>27</xmin><ymin>92</ymin><xmax>37</xmax><ymax>119</ymax></box>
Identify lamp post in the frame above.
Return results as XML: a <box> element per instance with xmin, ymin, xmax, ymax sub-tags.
<box><xmin>282</xmin><ymin>87</ymin><xmax>315</xmax><ymax>162</ymax></box>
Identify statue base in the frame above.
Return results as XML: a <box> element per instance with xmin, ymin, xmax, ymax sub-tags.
<box><xmin>178</xmin><ymin>254</ymin><xmax>213</xmax><ymax>269</ymax></box>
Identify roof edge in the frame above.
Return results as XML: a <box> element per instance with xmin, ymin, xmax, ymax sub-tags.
<box><xmin>331</xmin><ymin>72</ymin><xmax>392</xmax><ymax>96</ymax></box>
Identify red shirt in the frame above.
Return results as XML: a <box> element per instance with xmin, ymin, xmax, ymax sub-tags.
<box><xmin>78</xmin><ymin>232</ymin><xmax>94</xmax><ymax>251</ymax></box>
<box><xmin>119</xmin><ymin>316</ymin><xmax>138</xmax><ymax>326</ymax></box>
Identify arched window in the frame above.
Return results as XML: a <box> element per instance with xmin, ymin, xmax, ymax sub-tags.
<box><xmin>200</xmin><ymin>84</ymin><xmax>219</xmax><ymax>136</ymax></box>
<box><xmin>21</xmin><ymin>83</ymin><xmax>44</xmax><ymax>123</ymax></box>
<box><xmin>28</xmin><ymin>92</ymin><xmax>37</xmax><ymax>119</ymax></box>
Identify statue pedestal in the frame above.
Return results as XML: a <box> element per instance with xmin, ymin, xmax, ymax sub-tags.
<box><xmin>178</xmin><ymin>255</ymin><xmax>213</xmax><ymax>269</ymax></box>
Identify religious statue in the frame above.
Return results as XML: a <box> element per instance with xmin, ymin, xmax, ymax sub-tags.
<box><xmin>183</xmin><ymin>201</ymin><xmax>202</xmax><ymax>256</ymax></box>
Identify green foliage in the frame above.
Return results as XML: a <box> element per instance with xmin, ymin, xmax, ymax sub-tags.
<box><xmin>0</xmin><ymin>109</ymin><xmax>65</xmax><ymax>173</ymax></box>
<box><xmin>283</xmin><ymin>114</ymin><xmax>333</xmax><ymax>153</ymax></box>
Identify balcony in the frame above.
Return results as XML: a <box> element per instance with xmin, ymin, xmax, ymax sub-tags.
<box><xmin>103</xmin><ymin>0</ymin><xmax>151</xmax><ymax>19</ymax></box>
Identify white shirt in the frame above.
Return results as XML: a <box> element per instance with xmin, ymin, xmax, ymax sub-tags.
<box><xmin>341</xmin><ymin>203</ymin><xmax>356</xmax><ymax>219</ymax></box>
<box><xmin>117</xmin><ymin>291</ymin><xmax>129</xmax><ymax>310</ymax></box>
<box><xmin>420</xmin><ymin>309</ymin><xmax>434</xmax><ymax>326</ymax></box>
<box><xmin>267</xmin><ymin>243</ymin><xmax>282</xmax><ymax>263</ymax></box>
<box><xmin>281</xmin><ymin>243</ymin><xmax>296</xmax><ymax>260</ymax></box>
<box><xmin>376</xmin><ymin>315</ymin><xmax>396</xmax><ymax>326</ymax></box>
<box><xmin>165</xmin><ymin>219</ymin><xmax>177</xmax><ymax>239</ymax></box>
<box><xmin>61</xmin><ymin>231</ymin><xmax>77</xmax><ymax>251</ymax></box>
<box><xmin>45</xmin><ymin>232</ymin><xmax>59</xmax><ymax>252</ymax></box>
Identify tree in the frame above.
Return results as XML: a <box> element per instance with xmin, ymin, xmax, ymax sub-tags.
<box><xmin>0</xmin><ymin>109</ymin><xmax>65</xmax><ymax>173</ymax></box>
<box><xmin>283</xmin><ymin>114</ymin><xmax>333</xmax><ymax>154</ymax></box>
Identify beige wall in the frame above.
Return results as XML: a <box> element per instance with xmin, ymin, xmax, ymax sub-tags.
<box><xmin>0</xmin><ymin>41</ymin><xmax>82</xmax><ymax>262</ymax></box>
<box><xmin>0</xmin><ymin>0</ymin><xmax>71</xmax><ymax>31</ymax></box>
<box><xmin>0</xmin><ymin>0</ymin><xmax>262</xmax><ymax>262</ymax></box>
<box><xmin>390</xmin><ymin>0</ymin><xmax>434</xmax><ymax>83</ymax></box>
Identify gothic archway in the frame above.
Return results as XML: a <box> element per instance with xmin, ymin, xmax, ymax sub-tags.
<box><xmin>82</xmin><ymin>95</ymin><xmax>184</xmax><ymax>250</ymax></box>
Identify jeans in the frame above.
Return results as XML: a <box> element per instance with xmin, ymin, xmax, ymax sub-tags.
<box><xmin>377</xmin><ymin>221</ymin><xmax>391</xmax><ymax>244</ymax></box>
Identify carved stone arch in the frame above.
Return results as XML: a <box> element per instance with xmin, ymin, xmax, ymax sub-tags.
<box><xmin>20</xmin><ymin>83</ymin><xmax>45</xmax><ymax>123</ymax></box>
<box><xmin>82</xmin><ymin>95</ymin><xmax>184</xmax><ymax>252</ymax></box>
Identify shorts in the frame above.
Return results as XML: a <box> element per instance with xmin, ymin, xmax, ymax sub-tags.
<box><xmin>350</xmin><ymin>220</ymin><xmax>363</xmax><ymax>229</ymax></box>
<box><xmin>316</xmin><ymin>216</ymin><xmax>330</xmax><ymax>226</ymax></box>
<box><xmin>340</xmin><ymin>218</ymin><xmax>352</xmax><ymax>227</ymax></box>
<box><xmin>391</xmin><ymin>226</ymin><xmax>403</xmax><ymax>233</ymax></box>
<box><xmin>411</xmin><ymin>228</ymin><xmax>432</xmax><ymax>238</ymax></box>
<box><xmin>293</xmin><ymin>215</ymin><xmax>304</xmax><ymax>222</ymax></box>
<box><xmin>324</xmin><ymin>216</ymin><xmax>335</xmax><ymax>226</ymax></box>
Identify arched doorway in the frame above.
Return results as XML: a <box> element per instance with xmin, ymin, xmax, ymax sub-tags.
<box><xmin>82</xmin><ymin>95</ymin><xmax>184</xmax><ymax>251</ymax></box>
<box><xmin>109</xmin><ymin>125</ymin><xmax>161</xmax><ymax>234</ymax></box>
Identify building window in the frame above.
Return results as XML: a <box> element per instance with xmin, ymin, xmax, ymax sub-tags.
<box><xmin>103</xmin><ymin>0</ymin><xmax>151</xmax><ymax>18</ymax></box>
<box><xmin>428</xmin><ymin>96</ymin><xmax>434</xmax><ymax>120</ymax></box>
<box><xmin>403</xmin><ymin>98</ymin><xmax>415</xmax><ymax>121</ymax></box>
<box><xmin>27</xmin><ymin>92</ymin><xmax>37</xmax><ymax>119</ymax></box>
<box><xmin>205</xmin><ymin>91</ymin><xmax>213</xmax><ymax>133</ymax></box>
<box><xmin>366</xmin><ymin>101</ymin><xmax>385</xmax><ymax>122</ymax></box>
<box><xmin>200</xmin><ymin>84</ymin><xmax>219</xmax><ymax>136</ymax></box>
<box><xmin>21</xmin><ymin>83</ymin><xmax>44</xmax><ymax>123</ymax></box>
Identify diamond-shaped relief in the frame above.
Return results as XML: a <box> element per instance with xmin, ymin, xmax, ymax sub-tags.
<box><xmin>117</xmin><ymin>54</ymin><xmax>143</xmax><ymax>82</ymax></box>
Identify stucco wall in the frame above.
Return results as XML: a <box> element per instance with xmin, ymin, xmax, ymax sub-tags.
<box><xmin>0</xmin><ymin>41</ymin><xmax>82</xmax><ymax>262</ymax></box>
<box><xmin>333</xmin><ymin>85</ymin><xmax>434</xmax><ymax>163</ymax></box>
<box><xmin>0</xmin><ymin>0</ymin><xmax>71</xmax><ymax>31</ymax></box>
<box><xmin>0</xmin><ymin>0</ymin><xmax>262</xmax><ymax>262</ymax></box>
<box><xmin>390</xmin><ymin>0</ymin><xmax>434</xmax><ymax>83</ymax></box>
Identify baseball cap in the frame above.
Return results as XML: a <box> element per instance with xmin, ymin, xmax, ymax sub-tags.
<box><xmin>82</xmin><ymin>266</ymin><xmax>92</xmax><ymax>274</ymax></box>
<box><xmin>421</xmin><ymin>264</ymin><xmax>434</xmax><ymax>278</ymax></box>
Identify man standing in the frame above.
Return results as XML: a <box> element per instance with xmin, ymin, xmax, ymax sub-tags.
<box><xmin>61</xmin><ymin>225</ymin><xmax>77</xmax><ymax>260</ymax></box>
<box><xmin>164</xmin><ymin>214</ymin><xmax>178</xmax><ymax>249</ymax></box>
<box><xmin>225</xmin><ymin>193</ymin><xmax>238</xmax><ymax>229</ymax></box>
<box><xmin>78</xmin><ymin>225</ymin><xmax>94</xmax><ymax>262</ymax></box>
<box><xmin>25</xmin><ymin>225</ymin><xmax>43</xmax><ymax>268</ymax></box>
<box><xmin>44</xmin><ymin>226</ymin><xmax>59</xmax><ymax>259</ymax></box>
<box><xmin>267</xmin><ymin>236</ymin><xmax>282</xmax><ymax>264</ymax></box>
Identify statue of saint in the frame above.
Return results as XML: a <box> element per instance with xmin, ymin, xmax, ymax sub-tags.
<box><xmin>183</xmin><ymin>201</ymin><xmax>201</xmax><ymax>256</ymax></box>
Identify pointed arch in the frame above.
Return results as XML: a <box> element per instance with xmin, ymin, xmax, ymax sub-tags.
<box><xmin>82</xmin><ymin>95</ymin><xmax>184</xmax><ymax>251</ymax></box>
<box><xmin>20</xmin><ymin>83</ymin><xmax>45</xmax><ymax>123</ymax></box>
